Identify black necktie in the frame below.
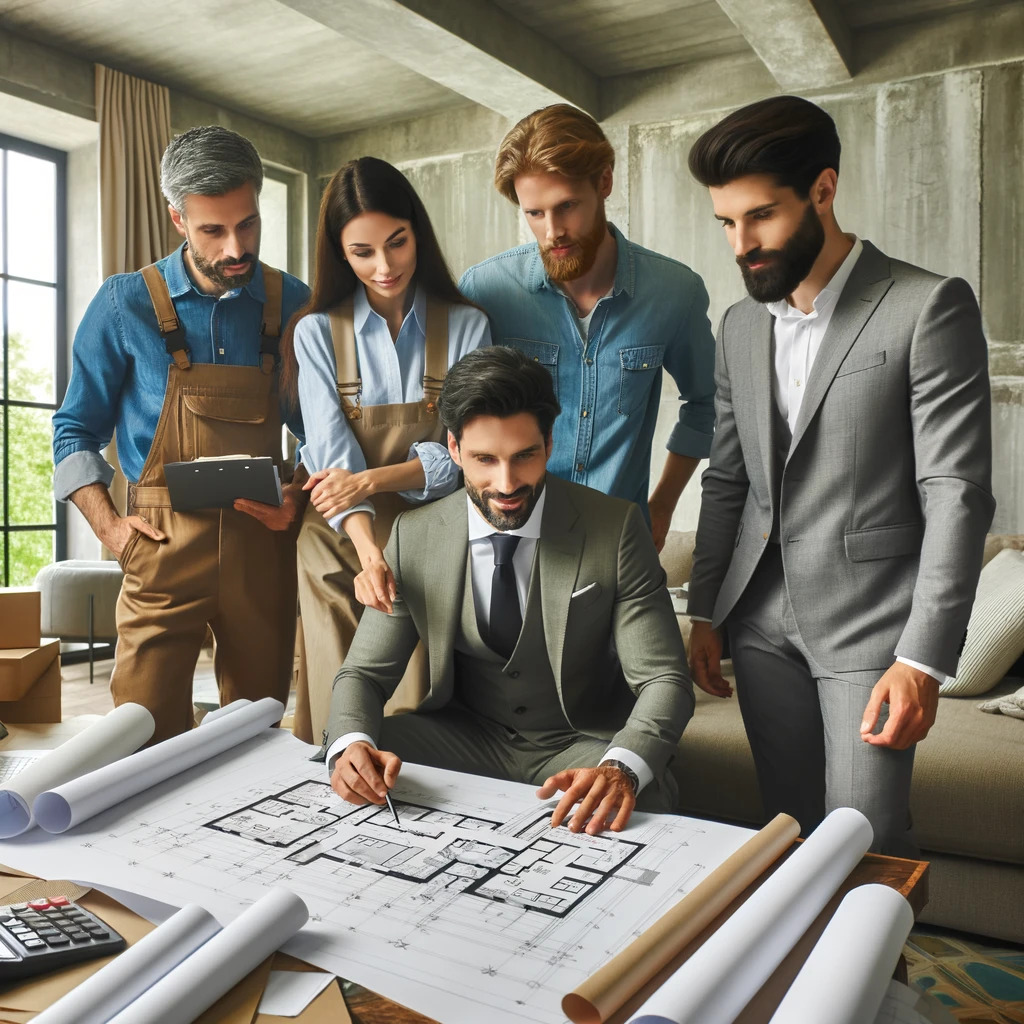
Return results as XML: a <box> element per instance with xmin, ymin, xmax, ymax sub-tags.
<box><xmin>488</xmin><ymin>534</ymin><xmax>522</xmax><ymax>660</ymax></box>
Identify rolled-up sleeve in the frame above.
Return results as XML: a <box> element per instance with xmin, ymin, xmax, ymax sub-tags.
<box><xmin>294</xmin><ymin>313</ymin><xmax>373</xmax><ymax>531</ymax></box>
<box><xmin>664</xmin><ymin>274</ymin><xmax>716</xmax><ymax>458</ymax></box>
<box><xmin>52</xmin><ymin>281</ymin><xmax>128</xmax><ymax>501</ymax></box>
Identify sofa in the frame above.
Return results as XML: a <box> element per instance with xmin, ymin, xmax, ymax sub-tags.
<box><xmin>661</xmin><ymin>531</ymin><xmax>1024</xmax><ymax>944</ymax></box>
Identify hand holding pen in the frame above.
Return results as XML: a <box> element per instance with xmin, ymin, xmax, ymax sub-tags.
<box><xmin>331</xmin><ymin>740</ymin><xmax>403</xmax><ymax>820</ymax></box>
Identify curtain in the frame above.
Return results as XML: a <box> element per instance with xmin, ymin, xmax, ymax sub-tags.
<box><xmin>94</xmin><ymin>64</ymin><xmax>175</xmax><ymax>540</ymax></box>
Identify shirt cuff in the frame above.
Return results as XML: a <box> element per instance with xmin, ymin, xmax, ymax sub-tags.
<box><xmin>600</xmin><ymin>746</ymin><xmax>653</xmax><ymax>794</ymax></box>
<box><xmin>397</xmin><ymin>442</ymin><xmax>459</xmax><ymax>505</ymax></box>
<box><xmin>667</xmin><ymin>421</ymin><xmax>713</xmax><ymax>460</ymax></box>
<box><xmin>688</xmin><ymin>615</ymin><xmax>712</xmax><ymax>623</ymax></box>
<box><xmin>53</xmin><ymin>450</ymin><xmax>116</xmax><ymax>502</ymax></box>
<box><xmin>896</xmin><ymin>656</ymin><xmax>953</xmax><ymax>687</ymax></box>
<box><xmin>325</xmin><ymin>732</ymin><xmax>377</xmax><ymax>774</ymax></box>
<box><xmin>330</xmin><ymin>500</ymin><xmax>375</xmax><ymax>534</ymax></box>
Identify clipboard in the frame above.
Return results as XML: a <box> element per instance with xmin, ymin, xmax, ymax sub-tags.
<box><xmin>163</xmin><ymin>456</ymin><xmax>283</xmax><ymax>512</ymax></box>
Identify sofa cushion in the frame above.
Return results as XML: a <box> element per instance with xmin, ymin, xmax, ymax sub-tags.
<box><xmin>940</xmin><ymin>549</ymin><xmax>1024</xmax><ymax>697</ymax></box>
<box><xmin>913</xmin><ymin>676</ymin><xmax>1024</xmax><ymax>864</ymax></box>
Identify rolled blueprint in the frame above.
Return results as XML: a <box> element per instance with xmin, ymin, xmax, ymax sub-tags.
<box><xmin>769</xmin><ymin>884</ymin><xmax>914</xmax><ymax>1024</ymax></box>
<box><xmin>199</xmin><ymin>698</ymin><xmax>251</xmax><ymax>726</ymax></box>
<box><xmin>107</xmin><ymin>887</ymin><xmax>309</xmax><ymax>1024</ymax></box>
<box><xmin>563</xmin><ymin>813</ymin><xmax>801</xmax><ymax>1023</ymax></box>
<box><xmin>31</xmin><ymin>904</ymin><xmax>221</xmax><ymax>1024</ymax></box>
<box><xmin>628</xmin><ymin>806</ymin><xmax>874</xmax><ymax>1024</ymax></box>
<box><xmin>0</xmin><ymin>703</ymin><xmax>155</xmax><ymax>838</ymax></box>
<box><xmin>33</xmin><ymin>697</ymin><xmax>284</xmax><ymax>833</ymax></box>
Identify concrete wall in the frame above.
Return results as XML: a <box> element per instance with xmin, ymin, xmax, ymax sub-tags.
<box><xmin>316</xmin><ymin>54</ymin><xmax>1024</xmax><ymax>534</ymax></box>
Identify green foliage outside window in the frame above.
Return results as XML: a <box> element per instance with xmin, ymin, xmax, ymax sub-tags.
<box><xmin>2</xmin><ymin>329</ymin><xmax>56</xmax><ymax>586</ymax></box>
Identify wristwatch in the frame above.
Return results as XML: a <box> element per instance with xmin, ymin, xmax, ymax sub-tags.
<box><xmin>600</xmin><ymin>759</ymin><xmax>640</xmax><ymax>794</ymax></box>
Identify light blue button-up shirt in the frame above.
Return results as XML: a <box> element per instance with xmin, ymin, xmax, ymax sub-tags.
<box><xmin>294</xmin><ymin>283</ymin><xmax>491</xmax><ymax>531</ymax></box>
<box><xmin>459</xmin><ymin>224</ymin><xmax>716</xmax><ymax>512</ymax></box>
<box><xmin>52</xmin><ymin>244</ymin><xmax>310</xmax><ymax>500</ymax></box>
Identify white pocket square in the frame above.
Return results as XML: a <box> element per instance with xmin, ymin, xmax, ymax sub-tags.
<box><xmin>571</xmin><ymin>582</ymin><xmax>599</xmax><ymax>599</ymax></box>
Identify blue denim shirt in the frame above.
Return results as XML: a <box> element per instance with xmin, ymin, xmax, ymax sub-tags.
<box><xmin>52</xmin><ymin>244</ymin><xmax>310</xmax><ymax>500</ymax></box>
<box><xmin>459</xmin><ymin>225</ymin><xmax>715</xmax><ymax>509</ymax></box>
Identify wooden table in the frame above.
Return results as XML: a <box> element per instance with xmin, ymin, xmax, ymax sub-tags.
<box><xmin>341</xmin><ymin>849</ymin><xmax>929</xmax><ymax>1024</ymax></box>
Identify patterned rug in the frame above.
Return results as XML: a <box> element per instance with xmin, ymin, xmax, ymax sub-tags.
<box><xmin>906</xmin><ymin>926</ymin><xmax>1024</xmax><ymax>1023</ymax></box>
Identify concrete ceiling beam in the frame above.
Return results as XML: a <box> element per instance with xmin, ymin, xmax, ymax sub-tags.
<box><xmin>714</xmin><ymin>0</ymin><xmax>853</xmax><ymax>90</ymax></box>
<box><xmin>275</xmin><ymin>0</ymin><xmax>600</xmax><ymax>119</ymax></box>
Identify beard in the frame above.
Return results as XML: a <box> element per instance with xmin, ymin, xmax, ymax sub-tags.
<box><xmin>466</xmin><ymin>476</ymin><xmax>545</xmax><ymax>532</ymax></box>
<box><xmin>737</xmin><ymin>203</ymin><xmax>825</xmax><ymax>304</ymax></box>
<box><xmin>187</xmin><ymin>239</ymin><xmax>257</xmax><ymax>291</ymax></box>
<box><xmin>540</xmin><ymin>210</ymin><xmax>607</xmax><ymax>282</ymax></box>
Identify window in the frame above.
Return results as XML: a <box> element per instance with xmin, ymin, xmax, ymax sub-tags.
<box><xmin>0</xmin><ymin>134</ymin><xmax>67</xmax><ymax>586</ymax></box>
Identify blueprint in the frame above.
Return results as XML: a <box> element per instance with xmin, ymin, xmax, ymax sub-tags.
<box><xmin>0</xmin><ymin>729</ymin><xmax>755</xmax><ymax>1024</ymax></box>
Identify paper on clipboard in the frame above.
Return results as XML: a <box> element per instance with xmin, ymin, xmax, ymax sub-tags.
<box><xmin>164</xmin><ymin>455</ymin><xmax>282</xmax><ymax>511</ymax></box>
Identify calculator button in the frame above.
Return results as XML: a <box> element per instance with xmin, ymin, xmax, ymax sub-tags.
<box><xmin>28</xmin><ymin>900</ymin><xmax>51</xmax><ymax>910</ymax></box>
<box><xmin>49</xmin><ymin>896</ymin><xmax>70</xmax><ymax>907</ymax></box>
<box><xmin>44</xmin><ymin>934</ymin><xmax>71</xmax><ymax>946</ymax></box>
<box><xmin>8</xmin><ymin>904</ymin><xmax>27</xmax><ymax>911</ymax></box>
<box><xmin>23</xmin><ymin>939</ymin><xmax>45</xmax><ymax>949</ymax></box>
<box><xmin>67</xmin><ymin>933</ymin><xmax>91</xmax><ymax>944</ymax></box>
<box><xmin>86</xmin><ymin>927</ymin><xmax>109</xmax><ymax>938</ymax></box>
<box><xmin>10</xmin><ymin>928</ymin><xmax>31</xmax><ymax>937</ymax></box>
<box><xmin>36</xmin><ymin>928</ymin><xmax>59</xmax><ymax>937</ymax></box>
<box><xmin>1</xmin><ymin>918</ymin><xmax>18</xmax><ymax>927</ymax></box>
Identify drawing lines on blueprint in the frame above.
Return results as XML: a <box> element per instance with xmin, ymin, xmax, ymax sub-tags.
<box><xmin>10</xmin><ymin>732</ymin><xmax>755</xmax><ymax>1024</ymax></box>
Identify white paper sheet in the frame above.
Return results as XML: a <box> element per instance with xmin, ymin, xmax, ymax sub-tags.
<box><xmin>0</xmin><ymin>703</ymin><xmax>154</xmax><ymax>838</ymax></box>
<box><xmin>33</xmin><ymin>697</ymin><xmax>283</xmax><ymax>833</ymax></box>
<box><xmin>32</xmin><ymin>903</ymin><xmax>221</xmax><ymax>1024</ymax></box>
<box><xmin>0</xmin><ymin>730</ymin><xmax>755</xmax><ymax>1024</ymax></box>
<box><xmin>258</xmin><ymin>970</ymin><xmax>335</xmax><ymax>1017</ymax></box>
<box><xmin>769</xmin><ymin>883</ymin><xmax>914</xmax><ymax>1023</ymax></box>
<box><xmin>628</xmin><ymin>806</ymin><xmax>874</xmax><ymax>1024</ymax></box>
<box><xmin>107</xmin><ymin>887</ymin><xmax>308</xmax><ymax>1024</ymax></box>
<box><xmin>873</xmin><ymin>980</ymin><xmax>938</xmax><ymax>1024</ymax></box>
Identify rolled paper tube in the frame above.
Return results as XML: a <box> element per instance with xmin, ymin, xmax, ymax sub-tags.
<box><xmin>768</xmin><ymin>884</ymin><xmax>914</xmax><ymax>1024</ymax></box>
<box><xmin>32</xmin><ymin>904</ymin><xmax>222</xmax><ymax>1024</ymax></box>
<box><xmin>563</xmin><ymin>813</ymin><xmax>801</xmax><ymax>1024</ymax></box>
<box><xmin>0</xmin><ymin>703</ymin><xmax>155</xmax><ymax>838</ymax></box>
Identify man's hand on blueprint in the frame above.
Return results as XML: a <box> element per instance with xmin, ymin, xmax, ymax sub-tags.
<box><xmin>331</xmin><ymin>741</ymin><xmax>402</xmax><ymax>805</ymax></box>
<box><xmin>536</xmin><ymin>765</ymin><xmax>636</xmax><ymax>835</ymax></box>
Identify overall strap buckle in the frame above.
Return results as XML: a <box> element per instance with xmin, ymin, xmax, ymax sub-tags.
<box><xmin>141</xmin><ymin>264</ymin><xmax>191</xmax><ymax>370</ymax></box>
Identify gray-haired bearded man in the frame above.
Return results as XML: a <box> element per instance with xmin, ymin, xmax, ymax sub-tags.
<box><xmin>53</xmin><ymin>125</ymin><xmax>310</xmax><ymax>743</ymax></box>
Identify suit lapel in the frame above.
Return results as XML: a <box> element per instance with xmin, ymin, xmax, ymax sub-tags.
<box><xmin>538</xmin><ymin>478</ymin><xmax>583</xmax><ymax>688</ymax></box>
<box><xmin>743</xmin><ymin>302</ymin><xmax>778</xmax><ymax>500</ymax></box>
<box><xmin>425</xmin><ymin>493</ymin><xmax>468</xmax><ymax>686</ymax></box>
<box><xmin>789</xmin><ymin>241</ymin><xmax>894</xmax><ymax>455</ymax></box>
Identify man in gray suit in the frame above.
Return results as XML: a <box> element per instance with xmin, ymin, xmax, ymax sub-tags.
<box><xmin>685</xmin><ymin>96</ymin><xmax>994</xmax><ymax>854</ymax></box>
<box><xmin>325</xmin><ymin>346</ymin><xmax>693</xmax><ymax>835</ymax></box>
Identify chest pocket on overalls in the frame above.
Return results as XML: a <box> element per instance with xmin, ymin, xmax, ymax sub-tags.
<box><xmin>181</xmin><ymin>389</ymin><xmax>268</xmax><ymax>461</ymax></box>
<box><xmin>617</xmin><ymin>345</ymin><xmax>665</xmax><ymax>416</ymax></box>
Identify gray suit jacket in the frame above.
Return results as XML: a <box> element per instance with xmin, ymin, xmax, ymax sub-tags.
<box><xmin>688</xmin><ymin>241</ymin><xmax>995</xmax><ymax>676</ymax></box>
<box><xmin>325</xmin><ymin>475</ymin><xmax>694</xmax><ymax>777</ymax></box>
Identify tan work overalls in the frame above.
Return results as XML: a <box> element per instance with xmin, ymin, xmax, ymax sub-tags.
<box><xmin>111</xmin><ymin>263</ymin><xmax>298</xmax><ymax>745</ymax></box>
<box><xmin>293</xmin><ymin>297</ymin><xmax>449</xmax><ymax>744</ymax></box>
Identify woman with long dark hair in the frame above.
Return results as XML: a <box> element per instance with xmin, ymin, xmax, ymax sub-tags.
<box><xmin>281</xmin><ymin>157</ymin><xmax>489</xmax><ymax>743</ymax></box>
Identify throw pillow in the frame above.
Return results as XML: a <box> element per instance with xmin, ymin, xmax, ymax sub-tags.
<box><xmin>941</xmin><ymin>549</ymin><xmax>1024</xmax><ymax>697</ymax></box>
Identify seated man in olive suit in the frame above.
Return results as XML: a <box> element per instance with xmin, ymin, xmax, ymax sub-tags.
<box><xmin>323</xmin><ymin>346</ymin><xmax>693</xmax><ymax>835</ymax></box>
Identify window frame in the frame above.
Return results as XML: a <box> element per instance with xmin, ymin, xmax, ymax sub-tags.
<box><xmin>0</xmin><ymin>132</ymin><xmax>68</xmax><ymax>586</ymax></box>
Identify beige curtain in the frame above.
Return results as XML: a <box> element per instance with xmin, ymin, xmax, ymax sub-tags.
<box><xmin>95</xmin><ymin>65</ymin><xmax>175</xmax><ymax>534</ymax></box>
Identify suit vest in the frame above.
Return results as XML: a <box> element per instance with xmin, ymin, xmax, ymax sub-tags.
<box><xmin>453</xmin><ymin>556</ymin><xmax>570</xmax><ymax>732</ymax></box>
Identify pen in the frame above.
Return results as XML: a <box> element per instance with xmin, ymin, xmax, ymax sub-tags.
<box><xmin>384</xmin><ymin>790</ymin><xmax>403</xmax><ymax>830</ymax></box>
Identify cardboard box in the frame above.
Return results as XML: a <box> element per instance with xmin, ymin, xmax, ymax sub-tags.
<box><xmin>0</xmin><ymin>655</ymin><xmax>61</xmax><ymax>723</ymax></box>
<box><xmin>0</xmin><ymin>639</ymin><xmax>60</xmax><ymax>702</ymax></box>
<box><xmin>0</xmin><ymin>588</ymin><xmax>41</xmax><ymax>648</ymax></box>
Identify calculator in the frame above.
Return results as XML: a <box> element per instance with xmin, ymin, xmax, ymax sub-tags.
<box><xmin>0</xmin><ymin>896</ymin><xmax>126</xmax><ymax>978</ymax></box>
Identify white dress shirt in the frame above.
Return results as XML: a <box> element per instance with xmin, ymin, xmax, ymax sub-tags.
<box><xmin>328</xmin><ymin>483</ymin><xmax>654</xmax><ymax>789</ymax></box>
<box><xmin>692</xmin><ymin>237</ymin><xmax>948</xmax><ymax>685</ymax></box>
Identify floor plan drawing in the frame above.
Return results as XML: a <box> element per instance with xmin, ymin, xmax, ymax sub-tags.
<box><xmin>207</xmin><ymin>781</ymin><xmax>643</xmax><ymax>917</ymax></box>
<box><xmin>1</xmin><ymin>730</ymin><xmax>757</xmax><ymax>1024</ymax></box>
